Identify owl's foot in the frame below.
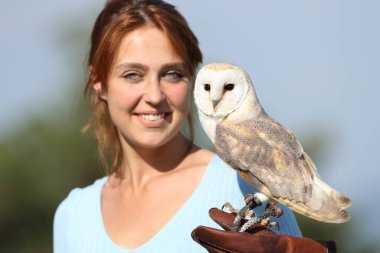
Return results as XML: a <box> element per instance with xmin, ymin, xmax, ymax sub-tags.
<box><xmin>221</xmin><ymin>202</ymin><xmax>255</xmax><ymax>231</ymax></box>
<box><xmin>222</xmin><ymin>201</ymin><xmax>250</xmax><ymax>231</ymax></box>
<box><xmin>221</xmin><ymin>194</ymin><xmax>282</xmax><ymax>232</ymax></box>
<box><xmin>239</xmin><ymin>202</ymin><xmax>283</xmax><ymax>232</ymax></box>
<box><xmin>222</xmin><ymin>193</ymin><xmax>264</xmax><ymax>231</ymax></box>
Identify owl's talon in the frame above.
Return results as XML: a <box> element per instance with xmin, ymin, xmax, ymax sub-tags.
<box><xmin>269</xmin><ymin>221</ymin><xmax>280</xmax><ymax>229</ymax></box>
<box><xmin>260</xmin><ymin>218</ymin><xmax>270</xmax><ymax>226</ymax></box>
<box><xmin>265</xmin><ymin>202</ymin><xmax>283</xmax><ymax>218</ymax></box>
<box><xmin>244</xmin><ymin>193</ymin><xmax>255</xmax><ymax>205</ymax></box>
<box><xmin>244</xmin><ymin>210</ymin><xmax>255</xmax><ymax>218</ymax></box>
<box><xmin>268</xmin><ymin>221</ymin><xmax>280</xmax><ymax>233</ymax></box>
<box><xmin>222</xmin><ymin>202</ymin><xmax>239</xmax><ymax>214</ymax></box>
<box><xmin>260</xmin><ymin>219</ymin><xmax>279</xmax><ymax>229</ymax></box>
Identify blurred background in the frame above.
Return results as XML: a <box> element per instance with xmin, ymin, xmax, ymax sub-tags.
<box><xmin>0</xmin><ymin>0</ymin><xmax>379</xmax><ymax>252</ymax></box>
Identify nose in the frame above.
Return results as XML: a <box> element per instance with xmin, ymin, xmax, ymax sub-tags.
<box><xmin>143</xmin><ymin>78</ymin><xmax>165</xmax><ymax>105</ymax></box>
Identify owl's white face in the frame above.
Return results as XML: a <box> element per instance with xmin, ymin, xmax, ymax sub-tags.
<box><xmin>194</xmin><ymin>64</ymin><xmax>250</xmax><ymax>118</ymax></box>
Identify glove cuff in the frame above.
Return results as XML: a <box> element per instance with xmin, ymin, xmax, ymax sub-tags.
<box><xmin>316</xmin><ymin>240</ymin><xmax>337</xmax><ymax>253</ymax></box>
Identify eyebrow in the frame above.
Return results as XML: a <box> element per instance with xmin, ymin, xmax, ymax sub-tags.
<box><xmin>113</xmin><ymin>62</ymin><xmax>187</xmax><ymax>73</ymax></box>
<box><xmin>160</xmin><ymin>62</ymin><xmax>187</xmax><ymax>72</ymax></box>
<box><xmin>113</xmin><ymin>63</ymin><xmax>149</xmax><ymax>73</ymax></box>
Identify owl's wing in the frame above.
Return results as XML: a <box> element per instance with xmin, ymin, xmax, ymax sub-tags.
<box><xmin>247</xmin><ymin>116</ymin><xmax>304</xmax><ymax>159</ymax></box>
<box><xmin>215</xmin><ymin>117</ymin><xmax>351</xmax><ymax>223</ymax></box>
<box><xmin>215</xmin><ymin>117</ymin><xmax>311</xmax><ymax>201</ymax></box>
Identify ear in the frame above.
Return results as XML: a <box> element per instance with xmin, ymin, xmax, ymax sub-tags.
<box><xmin>89</xmin><ymin>66</ymin><xmax>107</xmax><ymax>101</ymax></box>
<box><xmin>93</xmin><ymin>82</ymin><xmax>107</xmax><ymax>101</ymax></box>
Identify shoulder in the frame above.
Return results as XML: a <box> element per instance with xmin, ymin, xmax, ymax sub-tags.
<box><xmin>194</xmin><ymin>154</ymin><xmax>248</xmax><ymax>207</ymax></box>
<box><xmin>59</xmin><ymin>177</ymin><xmax>107</xmax><ymax>207</ymax></box>
<box><xmin>175</xmin><ymin>146</ymin><xmax>215</xmax><ymax>182</ymax></box>
<box><xmin>207</xmin><ymin>154</ymin><xmax>240</xmax><ymax>181</ymax></box>
<box><xmin>187</xmin><ymin>146</ymin><xmax>215</xmax><ymax>166</ymax></box>
<box><xmin>53</xmin><ymin>177</ymin><xmax>108</xmax><ymax>252</ymax></box>
<box><xmin>54</xmin><ymin>177</ymin><xmax>107</xmax><ymax>226</ymax></box>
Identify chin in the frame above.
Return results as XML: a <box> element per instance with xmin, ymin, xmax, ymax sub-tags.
<box><xmin>130</xmin><ymin>132</ymin><xmax>178</xmax><ymax>149</ymax></box>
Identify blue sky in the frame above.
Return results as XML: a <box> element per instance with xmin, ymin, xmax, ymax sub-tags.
<box><xmin>1</xmin><ymin>0</ymin><xmax>379</xmax><ymax>248</ymax></box>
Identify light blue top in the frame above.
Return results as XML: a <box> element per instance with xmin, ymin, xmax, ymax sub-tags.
<box><xmin>53</xmin><ymin>155</ymin><xmax>302</xmax><ymax>253</ymax></box>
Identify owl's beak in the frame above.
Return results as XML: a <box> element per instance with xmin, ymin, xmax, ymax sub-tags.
<box><xmin>212</xmin><ymin>99</ymin><xmax>220</xmax><ymax>110</ymax></box>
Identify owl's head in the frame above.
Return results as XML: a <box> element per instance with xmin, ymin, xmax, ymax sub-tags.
<box><xmin>194</xmin><ymin>63</ymin><xmax>259</xmax><ymax>119</ymax></box>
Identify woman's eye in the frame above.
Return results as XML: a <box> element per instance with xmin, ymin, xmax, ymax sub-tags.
<box><xmin>122</xmin><ymin>72</ymin><xmax>141</xmax><ymax>82</ymax></box>
<box><xmin>164</xmin><ymin>71</ymin><xmax>183</xmax><ymax>82</ymax></box>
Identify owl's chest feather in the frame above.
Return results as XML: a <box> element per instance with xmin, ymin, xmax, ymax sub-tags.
<box><xmin>214</xmin><ymin>120</ymin><xmax>278</xmax><ymax>172</ymax></box>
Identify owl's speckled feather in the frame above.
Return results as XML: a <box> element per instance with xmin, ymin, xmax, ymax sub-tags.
<box><xmin>194</xmin><ymin>63</ymin><xmax>352</xmax><ymax>223</ymax></box>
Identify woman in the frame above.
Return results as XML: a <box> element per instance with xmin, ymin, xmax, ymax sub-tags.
<box><xmin>53</xmin><ymin>0</ymin><xmax>302</xmax><ymax>252</ymax></box>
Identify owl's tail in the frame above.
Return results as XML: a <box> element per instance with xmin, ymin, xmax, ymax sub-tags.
<box><xmin>260</xmin><ymin>181</ymin><xmax>352</xmax><ymax>223</ymax></box>
<box><xmin>307</xmin><ymin>176</ymin><xmax>352</xmax><ymax>223</ymax></box>
<box><xmin>272</xmin><ymin>185</ymin><xmax>351</xmax><ymax>223</ymax></box>
<box><xmin>276</xmin><ymin>195</ymin><xmax>351</xmax><ymax>223</ymax></box>
<box><xmin>275</xmin><ymin>154</ymin><xmax>352</xmax><ymax>223</ymax></box>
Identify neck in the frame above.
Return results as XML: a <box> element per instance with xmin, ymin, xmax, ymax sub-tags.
<box><xmin>113</xmin><ymin>133</ymin><xmax>191</xmax><ymax>192</ymax></box>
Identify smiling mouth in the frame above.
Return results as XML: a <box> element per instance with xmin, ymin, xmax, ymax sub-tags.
<box><xmin>137</xmin><ymin>113</ymin><xmax>166</xmax><ymax>121</ymax></box>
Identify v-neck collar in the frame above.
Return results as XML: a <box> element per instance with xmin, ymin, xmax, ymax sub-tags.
<box><xmin>95</xmin><ymin>155</ymin><xmax>217</xmax><ymax>251</ymax></box>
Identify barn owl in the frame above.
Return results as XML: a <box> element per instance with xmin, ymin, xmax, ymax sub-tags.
<box><xmin>194</xmin><ymin>63</ymin><xmax>352</xmax><ymax>224</ymax></box>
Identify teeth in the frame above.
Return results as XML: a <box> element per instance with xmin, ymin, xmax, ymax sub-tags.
<box><xmin>139</xmin><ymin>113</ymin><xmax>165</xmax><ymax>121</ymax></box>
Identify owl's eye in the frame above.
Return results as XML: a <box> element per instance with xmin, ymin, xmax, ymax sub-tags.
<box><xmin>204</xmin><ymin>84</ymin><xmax>211</xmax><ymax>91</ymax></box>
<box><xmin>224</xmin><ymin>83</ymin><xmax>235</xmax><ymax>91</ymax></box>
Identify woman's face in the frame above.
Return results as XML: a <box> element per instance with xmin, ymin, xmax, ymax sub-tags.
<box><xmin>96</xmin><ymin>27</ymin><xmax>191</xmax><ymax>149</ymax></box>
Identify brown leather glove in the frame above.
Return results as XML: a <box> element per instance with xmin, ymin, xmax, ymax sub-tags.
<box><xmin>192</xmin><ymin>208</ymin><xmax>337</xmax><ymax>253</ymax></box>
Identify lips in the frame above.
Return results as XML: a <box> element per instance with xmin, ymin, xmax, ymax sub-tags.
<box><xmin>138</xmin><ymin>113</ymin><xmax>165</xmax><ymax>121</ymax></box>
<box><xmin>133</xmin><ymin>111</ymin><xmax>171</xmax><ymax>127</ymax></box>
